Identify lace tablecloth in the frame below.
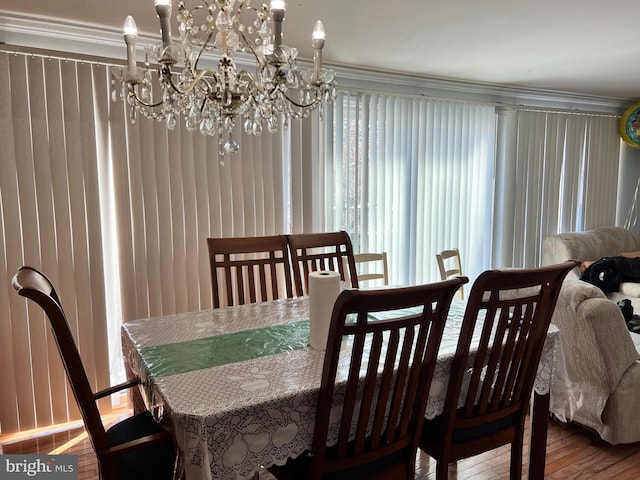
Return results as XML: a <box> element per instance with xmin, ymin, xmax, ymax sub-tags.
<box><xmin>122</xmin><ymin>297</ymin><xmax>560</xmax><ymax>480</ymax></box>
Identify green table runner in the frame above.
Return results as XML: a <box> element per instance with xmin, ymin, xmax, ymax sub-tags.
<box><xmin>140</xmin><ymin>321</ymin><xmax>310</xmax><ymax>377</ymax></box>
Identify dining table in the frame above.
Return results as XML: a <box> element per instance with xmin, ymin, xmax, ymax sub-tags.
<box><xmin>121</xmin><ymin>296</ymin><xmax>562</xmax><ymax>480</ymax></box>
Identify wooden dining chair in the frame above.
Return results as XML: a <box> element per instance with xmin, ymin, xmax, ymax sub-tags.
<box><xmin>207</xmin><ymin>234</ymin><xmax>294</xmax><ymax>308</ymax></box>
<box><xmin>286</xmin><ymin>231</ymin><xmax>358</xmax><ymax>295</ymax></box>
<box><xmin>12</xmin><ymin>266</ymin><xmax>178</xmax><ymax>480</ymax></box>
<box><xmin>436</xmin><ymin>248</ymin><xmax>464</xmax><ymax>299</ymax></box>
<box><xmin>418</xmin><ymin>260</ymin><xmax>578</xmax><ymax>480</ymax></box>
<box><xmin>267</xmin><ymin>276</ymin><xmax>468</xmax><ymax>480</ymax></box>
<box><xmin>352</xmin><ymin>252</ymin><xmax>389</xmax><ymax>286</ymax></box>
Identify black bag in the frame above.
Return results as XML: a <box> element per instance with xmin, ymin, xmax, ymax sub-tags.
<box><xmin>617</xmin><ymin>299</ymin><xmax>634</xmax><ymax>322</ymax></box>
<box><xmin>616</xmin><ymin>299</ymin><xmax>640</xmax><ymax>333</ymax></box>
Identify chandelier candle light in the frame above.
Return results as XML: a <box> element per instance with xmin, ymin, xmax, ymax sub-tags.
<box><xmin>112</xmin><ymin>0</ymin><xmax>336</xmax><ymax>159</ymax></box>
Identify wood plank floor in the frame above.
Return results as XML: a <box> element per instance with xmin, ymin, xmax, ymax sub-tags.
<box><xmin>2</xmin><ymin>415</ymin><xmax>640</xmax><ymax>479</ymax></box>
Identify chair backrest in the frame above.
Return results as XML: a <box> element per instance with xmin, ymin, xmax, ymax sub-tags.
<box><xmin>207</xmin><ymin>235</ymin><xmax>294</xmax><ymax>308</ymax></box>
<box><xmin>12</xmin><ymin>266</ymin><xmax>110</xmax><ymax>455</ymax></box>
<box><xmin>353</xmin><ymin>252</ymin><xmax>389</xmax><ymax>286</ymax></box>
<box><xmin>286</xmin><ymin>231</ymin><xmax>359</xmax><ymax>295</ymax></box>
<box><xmin>438</xmin><ymin>261</ymin><xmax>577</xmax><ymax>448</ymax></box>
<box><xmin>309</xmin><ymin>276</ymin><xmax>468</xmax><ymax>478</ymax></box>
<box><xmin>436</xmin><ymin>248</ymin><xmax>463</xmax><ymax>299</ymax></box>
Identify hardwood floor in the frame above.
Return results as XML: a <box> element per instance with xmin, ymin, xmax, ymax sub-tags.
<box><xmin>2</xmin><ymin>415</ymin><xmax>640</xmax><ymax>479</ymax></box>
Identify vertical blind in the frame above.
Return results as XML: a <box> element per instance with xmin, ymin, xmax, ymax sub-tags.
<box><xmin>111</xmin><ymin>105</ymin><xmax>290</xmax><ymax>322</ymax></box>
<box><xmin>322</xmin><ymin>92</ymin><xmax>496</xmax><ymax>285</ymax></box>
<box><xmin>324</xmin><ymin>93</ymin><xmax>621</xmax><ymax>285</ymax></box>
<box><xmin>0</xmin><ymin>53</ymin><xmax>112</xmax><ymax>432</ymax></box>
<box><xmin>494</xmin><ymin>109</ymin><xmax>620</xmax><ymax>268</ymax></box>
<box><xmin>0</xmin><ymin>49</ymin><xmax>623</xmax><ymax>434</ymax></box>
<box><xmin>0</xmin><ymin>50</ymin><xmax>298</xmax><ymax>434</ymax></box>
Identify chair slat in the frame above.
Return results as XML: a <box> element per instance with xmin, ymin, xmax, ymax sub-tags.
<box><xmin>372</xmin><ymin>329</ymin><xmax>400</xmax><ymax>448</ymax></box>
<box><xmin>354</xmin><ymin>331</ymin><xmax>384</xmax><ymax>454</ymax></box>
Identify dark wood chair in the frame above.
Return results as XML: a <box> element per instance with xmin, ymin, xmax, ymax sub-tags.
<box><xmin>207</xmin><ymin>234</ymin><xmax>294</xmax><ymax>308</ymax></box>
<box><xmin>12</xmin><ymin>266</ymin><xmax>178</xmax><ymax>480</ymax></box>
<box><xmin>419</xmin><ymin>260</ymin><xmax>578</xmax><ymax>480</ymax></box>
<box><xmin>286</xmin><ymin>231</ymin><xmax>358</xmax><ymax>296</ymax></box>
<box><xmin>267</xmin><ymin>276</ymin><xmax>468</xmax><ymax>480</ymax></box>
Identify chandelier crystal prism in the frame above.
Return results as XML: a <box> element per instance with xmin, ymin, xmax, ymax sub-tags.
<box><xmin>112</xmin><ymin>0</ymin><xmax>336</xmax><ymax>157</ymax></box>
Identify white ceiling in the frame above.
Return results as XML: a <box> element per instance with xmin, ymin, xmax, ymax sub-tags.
<box><xmin>2</xmin><ymin>0</ymin><xmax>640</xmax><ymax>101</ymax></box>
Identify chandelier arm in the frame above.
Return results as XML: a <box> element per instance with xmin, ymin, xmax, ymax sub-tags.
<box><xmin>232</xmin><ymin>69</ymin><xmax>265</xmax><ymax>102</ymax></box>
<box><xmin>236</xmin><ymin>69</ymin><xmax>258</xmax><ymax>85</ymax></box>
<box><xmin>127</xmin><ymin>86</ymin><xmax>165</xmax><ymax>109</ymax></box>
<box><xmin>237</xmin><ymin>66</ymin><xmax>321</xmax><ymax>110</ymax></box>
<box><xmin>191</xmin><ymin>29</ymin><xmax>215</xmax><ymax>70</ymax></box>
<box><xmin>281</xmin><ymin>91</ymin><xmax>322</xmax><ymax>109</ymax></box>
<box><xmin>161</xmin><ymin>64</ymin><xmax>220</xmax><ymax>100</ymax></box>
<box><xmin>239</xmin><ymin>29</ymin><xmax>267</xmax><ymax>69</ymax></box>
<box><xmin>188</xmin><ymin>69</ymin><xmax>219</xmax><ymax>98</ymax></box>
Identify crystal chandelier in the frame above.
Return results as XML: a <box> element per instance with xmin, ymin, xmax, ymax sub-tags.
<box><xmin>112</xmin><ymin>0</ymin><xmax>336</xmax><ymax>157</ymax></box>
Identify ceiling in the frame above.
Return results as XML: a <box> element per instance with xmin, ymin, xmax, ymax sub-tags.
<box><xmin>2</xmin><ymin>0</ymin><xmax>640</xmax><ymax>101</ymax></box>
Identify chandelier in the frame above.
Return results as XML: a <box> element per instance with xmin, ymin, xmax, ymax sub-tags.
<box><xmin>112</xmin><ymin>0</ymin><xmax>336</xmax><ymax>158</ymax></box>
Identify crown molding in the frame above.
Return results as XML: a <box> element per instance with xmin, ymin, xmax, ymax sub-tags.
<box><xmin>0</xmin><ymin>10</ymin><xmax>129</xmax><ymax>62</ymax></box>
<box><xmin>332</xmin><ymin>64</ymin><xmax>626</xmax><ymax>113</ymax></box>
<box><xmin>0</xmin><ymin>10</ymin><xmax>627</xmax><ymax>113</ymax></box>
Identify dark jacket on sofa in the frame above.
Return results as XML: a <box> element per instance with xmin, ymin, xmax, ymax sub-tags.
<box><xmin>581</xmin><ymin>256</ymin><xmax>640</xmax><ymax>292</ymax></box>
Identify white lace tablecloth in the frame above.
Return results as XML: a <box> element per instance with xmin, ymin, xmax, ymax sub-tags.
<box><xmin>121</xmin><ymin>297</ymin><xmax>560</xmax><ymax>480</ymax></box>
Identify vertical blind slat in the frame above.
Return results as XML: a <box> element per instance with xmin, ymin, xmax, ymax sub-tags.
<box><xmin>0</xmin><ymin>52</ymin><xmax>22</xmax><ymax>433</ymax></box>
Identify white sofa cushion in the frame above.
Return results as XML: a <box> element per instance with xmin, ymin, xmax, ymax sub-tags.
<box><xmin>631</xmin><ymin>332</ymin><xmax>640</xmax><ymax>353</ymax></box>
<box><xmin>619</xmin><ymin>281</ymin><xmax>640</xmax><ymax>298</ymax></box>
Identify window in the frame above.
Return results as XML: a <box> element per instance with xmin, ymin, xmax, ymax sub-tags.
<box><xmin>322</xmin><ymin>92</ymin><xmax>496</xmax><ymax>284</ymax></box>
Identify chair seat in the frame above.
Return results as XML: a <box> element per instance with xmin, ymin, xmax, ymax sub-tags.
<box><xmin>267</xmin><ymin>447</ymin><xmax>410</xmax><ymax>480</ymax></box>
<box><xmin>106</xmin><ymin>411</ymin><xmax>176</xmax><ymax>480</ymax></box>
<box><xmin>421</xmin><ymin>410</ymin><xmax>519</xmax><ymax>445</ymax></box>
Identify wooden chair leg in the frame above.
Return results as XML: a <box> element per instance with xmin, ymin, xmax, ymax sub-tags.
<box><xmin>510</xmin><ymin>438</ymin><xmax>523</xmax><ymax>480</ymax></box>
<box><xmin>173</xmin><ymin>447</ymin><xmax>185</xmax><ymax>480</ymax></box>
<box><xmin>529</xmin><ymin>392</ymin><xmax>550</xmax><ymax>480</ymax></box>
<box><xmin>436</xmin><ymin>460</ymin><xmax>449</xmax><ymax>480</ymax></box>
